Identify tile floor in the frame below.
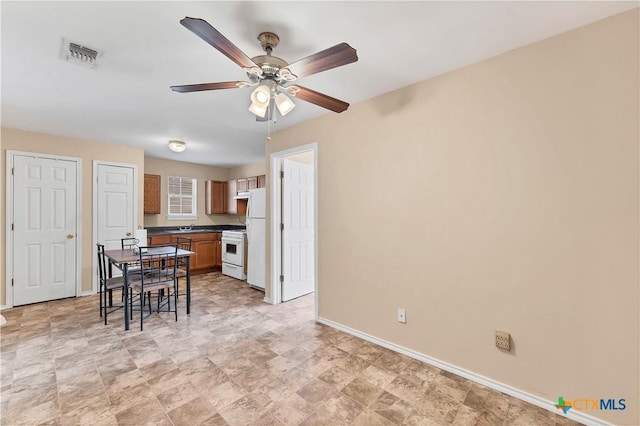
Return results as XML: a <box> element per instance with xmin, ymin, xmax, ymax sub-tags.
<box><xmin>1</xmin><ymin>272</ymin><xmax>581</xmax><ymax>425</ymax></box>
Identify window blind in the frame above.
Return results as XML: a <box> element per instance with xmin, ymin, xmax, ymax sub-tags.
<box><xmin>167</xmin><ymin>176</ymin><xmax>196</xmax><ymax>217</ymax></box>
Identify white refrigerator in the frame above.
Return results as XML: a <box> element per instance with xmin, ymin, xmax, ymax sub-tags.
<box><xmin>246</xmin><ymin>188</ymin><xmax>266</xmax><ymax>290</ymax></box>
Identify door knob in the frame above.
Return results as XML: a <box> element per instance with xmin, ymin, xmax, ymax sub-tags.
<box><xmin>126</xmin><ymin>232</ymin><xmax>132</xmax><ymax>236</ymax></box>
<box><xmin>67</xmin><ymin>233</ymin><xmax>74</xmax><ymax>239</ymax></box>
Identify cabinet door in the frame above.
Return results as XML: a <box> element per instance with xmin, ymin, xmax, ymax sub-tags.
<box><xmin>236</xmin><ymin>178</ymin><xmax>247</xmax><ymax>193</ymax></box>
<box><xmin>144</xmin><ymin>174</ymin><xmax>161</xmax><ymax>214</ymax></box>
<box><xmin>195</xmin><ymin>240</ymin><xmax>216</xmax><ymax>269</ymax></box>
<box><xmin>257</xmin><ymin>175</ymin><xmax>266</xmax><ymax>188</ymax></box>
<box><xmin>226</xmin><ymin>180</ymin><xmax>237</xmax><ymax>214</ymax></box>
<box><xmin>205</xmin><ymin>180</ymin><xmax>227</xmax><ymax>214</ymax></box>
<box><xmin>247</xmin><ymin>176</ymin><xmax>258</xmax><ymax>190</ymax></box>
<box><xmin>214</xmin><ymin>239</ymin><xmax>222</xmax><ymax>267</ymax></box>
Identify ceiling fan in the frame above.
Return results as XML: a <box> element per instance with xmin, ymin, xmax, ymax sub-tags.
<box><xmin>170</xmin><ymin>17</ymin><xmax>358</xmax><ymax>121</ymax></box>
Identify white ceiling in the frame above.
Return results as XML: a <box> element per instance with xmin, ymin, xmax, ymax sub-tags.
<box><xmin>2</xmin><ymin>1</ymin><xmax>637</xmax><ymax>167</ymax></box>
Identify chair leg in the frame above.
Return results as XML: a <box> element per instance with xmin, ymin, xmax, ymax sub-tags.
<box><xmin>173</xmin><ymin>286</ymin><xmax>178</xmax><ymax>322</ymax></box>
<box><xmin>99</xmin><ymin>283</ymin><xmax>103</xmax><ymax>317</ymax></box>
<box><xmin>140</xmin><ymin>289</ymin><xmax>144</xmax><ymax>331</ymax></box>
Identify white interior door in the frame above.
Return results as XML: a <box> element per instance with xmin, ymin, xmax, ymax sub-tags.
<box><xmin>281</xmin><ymin>158</ymin><xmax>315</xmax><ymax>301</ymax></box>
<box><xmin>95</xmin><ymin>163</ymin><xmax>135</xmax><ymax>279</ymax></box>
<box><xmin>12</xmin><ymin>155</ymin><xmax>78</xmax><ymax>306</ymax></box>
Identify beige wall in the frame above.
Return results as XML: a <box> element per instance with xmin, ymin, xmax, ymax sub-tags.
<box><xmin>143</xmin><ymin>158</ymin><xmax>265</xmax><ymax>227</ymax></box>
<box><xmin>227</xmin><ymin>161</ymin><xmax>265</xmax><ymax>181</ymax></box>
<box><xmin>1</xmin><ymin>128</ymin><xmax>146</xmax><ymax>304</ymax></box>
<box><xmin>266</xmin><ymin>10</ymin><xmax>639</xmax><ymax>424</ymax></box>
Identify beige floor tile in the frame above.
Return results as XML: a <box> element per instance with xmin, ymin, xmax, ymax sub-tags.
<box><xmin>0</xmin><ymin>272</ymin><xmax>582</xmax><ymax>426</ymax></box>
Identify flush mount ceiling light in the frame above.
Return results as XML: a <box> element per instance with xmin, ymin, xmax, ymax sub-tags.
<box><xmin>168</xmin><ymin>140</ymin><xmax>186</xmax><ymax>153</ymax></box>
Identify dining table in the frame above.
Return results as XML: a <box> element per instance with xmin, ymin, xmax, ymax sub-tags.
<box><xmin>104</xmin><ymin>246</ymin><xmax>195</xmax><ymax>331</ymax></box>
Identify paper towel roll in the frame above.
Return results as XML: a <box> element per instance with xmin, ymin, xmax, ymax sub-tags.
<box><xmin>135</xmin><ymin>229</ymin><xmax>147</xmax><ymax>252</ymax></box>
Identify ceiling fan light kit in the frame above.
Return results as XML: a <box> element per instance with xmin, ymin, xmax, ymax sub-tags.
<box><xmin>170</xmin><ymin>17</ymin><xmax>358</xmax><ymax>123</ymax></box>
<box><xmin>168</xmin><ymin>140</ymin><xmax>186</xmax><ymax>153</ymax></box>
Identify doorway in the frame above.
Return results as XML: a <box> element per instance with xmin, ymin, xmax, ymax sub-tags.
<box><xmin>270</xmin><ymin>143</ymin><xmax>318</xmax><ymax>314</ymax></box>
<box><xmin>5</xmin><ymin>151</ymin><xmax>82</xmax><ymax>307</ymax></box>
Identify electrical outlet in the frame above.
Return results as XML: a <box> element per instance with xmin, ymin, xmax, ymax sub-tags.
<box><xmin>397</xmin><ymin>308</ymin><xmax>406</xmax><ymax>324</ymax></box>
<box><xmin>495</xmin><ymin>331</ymin><xmax>511</xmax><ymax>351</ymax></box>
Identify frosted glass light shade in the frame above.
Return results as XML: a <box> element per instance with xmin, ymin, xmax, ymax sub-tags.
<box><xmin>275</xmin><ymin>93</ymin><xmax>295</xmax><ymax>116</ymax></box>
<box><xmin>251</xmin><ymin>85</ymin><xmax>270</xmax><ymax>107</ymax></box>
<box><xmin>249</xmin><ymin>102</ymin><xmax>267</xmax><ymax>117</ymax></box>
<box><xmin>168</xmin><ymin>140</ymin><xmax>186</xmax><ymax>152</ymax></box>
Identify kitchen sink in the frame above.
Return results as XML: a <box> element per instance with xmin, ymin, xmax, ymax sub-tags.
<box><xmin>164</xmin><ymin>229</ymin><xmax>217</xmax><ymax>234</ymax></box>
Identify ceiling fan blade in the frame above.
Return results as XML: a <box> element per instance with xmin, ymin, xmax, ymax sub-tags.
<box><xmin>287</xmin><ymin>85</ymin><xmax>350</xmax><ymax>113</ymax></box>
<box><xmin>280</xmin><ymin>43</ymin><xmax>358</xmax><ymax>80</ymax></box>
<box><xmin>180</xmin><ymin>17</ymin><xmax>259</xmax><ymax>71</ymax></box>
<box><xmin>170</xmin><ymin>81</ymin><xmax>248</xmax><ymax>93</ymax></box>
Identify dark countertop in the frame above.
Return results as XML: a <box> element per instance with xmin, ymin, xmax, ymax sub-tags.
<box><xmin>146</xmin><ymin>225</ymin><xmax>246</xmax><ymax>235</ymax></box>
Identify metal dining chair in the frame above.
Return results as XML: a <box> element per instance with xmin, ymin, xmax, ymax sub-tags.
<box><xmin>96</xmin><ymin>243</ymin><xmax>126</xmax><ymax>325</ymax></box>
<box><xmin>121</xmin><ymin>237</ymin><xmax>143</xmax><ymax>276</ymax></box>
<box><xmin>128</xmin><ymin>245</ymin><xmax>178</xmax><ymax>331</ymax></box>
<box><xmin>121</xmin><ymin>237</ymin><xmax>138</xmax><ymax>249</ymax></box>
<box><xmin>174</xmin><ymin>237</ymin><xmax>192</xmax><ymax>297</ymax></box>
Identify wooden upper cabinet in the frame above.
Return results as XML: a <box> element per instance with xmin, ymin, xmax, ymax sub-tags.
<box><xmin>144</xmin><ymin>174</ymin><xmax>161</xmax><ymax>214</ymax></box>
<box><xmin>205</xmin><ymin>180</ymin><xmax>227</xmax><ymax>214</ymax></box>
<box><xmin>247</xmin><ymin>176</ymin><xmax>258</xmax><ymax>190</ymax></box>
<box><xmin>236</xmin><ymin>178</ymin><xmax>247</xmax><ymax>193</ymax></box>
<box><xmin>257</xmin><ymin>175</ymin><xmax>266</xmax><ymax>188</ymax></box>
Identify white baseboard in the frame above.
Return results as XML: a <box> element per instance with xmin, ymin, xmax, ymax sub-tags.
<box><xmin>79</xmin><ymin>291</ymin><xmax>94</xmax><ymax>297</ymax></box>
<box><xmin>317</xmin><ymin>317</ymin><xmax>612</xmax><ymax>426</ymax></box>
<box><xmin>0</xmin><ymin>305</ymin><xmax>10</xmax><ymax>311</ymax></box>
<box><xmin>263</xmin><ymin>296</ymin><xmax>274</xmax><ymax>304</ymax></box>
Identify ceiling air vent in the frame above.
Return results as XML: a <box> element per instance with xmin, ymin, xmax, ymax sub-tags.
<box><xmin>60</xmin><ymin>37</ymin><xmax>101</xmax><ymax>69</ymax></box>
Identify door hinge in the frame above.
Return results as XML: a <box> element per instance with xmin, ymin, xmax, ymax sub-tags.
<box><xmin>280</xmin><ymin>171</ymin><xmax>284</xmax><ymax>179</ymax></box>
<box><xmin>11</xmin><ymin>279</ymin><xmax>14</xmax><ymax>287</ymax></box>
<box><xmin>280</xmin><ymin>223</ymin><xmax>284</xmax><ymax>231</ymax></box>
<box><xmin>279</xmin><ymin>275</ymin><xmax>284</xmax><ymax>283</ymax></box>
<box><xmin>11</xmin><ymin>167</ymin><xmax>14</xmax><ymax>175</ymax></box>
<box><xmin>11</xmin><ymin>223</ymin><xmax>14</xmax><ymax>231</ymax></box>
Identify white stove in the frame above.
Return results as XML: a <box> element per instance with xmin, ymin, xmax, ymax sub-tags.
<box><xmin>221</xmin><ymin>230</ymin><xmax>247</xmax><ymax>280</ymax></box>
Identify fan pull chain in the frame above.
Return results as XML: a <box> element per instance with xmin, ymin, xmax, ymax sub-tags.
<box><xmin>266</xmin><ymin>113</ymin><xmax>272</xmax><ymax>141</ymax></box>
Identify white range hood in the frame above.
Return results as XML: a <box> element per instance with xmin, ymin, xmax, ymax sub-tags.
<box><xmin>233</xmin><ymin>192</ymin><xmax>250</xmax><ymax>200</ymax></box>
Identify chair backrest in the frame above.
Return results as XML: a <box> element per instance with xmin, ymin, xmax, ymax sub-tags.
<box><xmin>121</xmin><ymin>237</ymin><xmax>139</xmax><ymax>250</ymax></box>
<box><xmin>175</xmin><ymin>237</ymin><xmax>192</xmax><ymax>267</ymax></box>
<box><xmin>96</xmin><ymin>243</ymin><xmax>107</xmax><ymax>284</ymax></box>
<box><xmin>175</xmin><ymin>237</ymin><xmax>192</xmax><ymax>251</ymax></box>
<box><xmin>137</xmin><ymin>245</ymin><xmax>178</xmax><ymax>288</ymax></box>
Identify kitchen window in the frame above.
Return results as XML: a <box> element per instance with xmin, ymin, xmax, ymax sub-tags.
<box><xmin>167</xmin><ymin>176</ymin><xmax>197</xmax><ymax>219</ymax></box>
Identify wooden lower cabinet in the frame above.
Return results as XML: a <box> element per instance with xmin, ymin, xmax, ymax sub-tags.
<box><xmin>194</xmin><ymin>240</ymin><xmax>216</xmax><ymax>270</ymax></box>
<box><xmin>148</xmin><ymin>231</ymin><xmax>221</xmax><ymax>275</ymax></box>
<box><xmin>148</xmin><ymin>235</ymin><xmax>172</xmax><ymax>245</ymax></box>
